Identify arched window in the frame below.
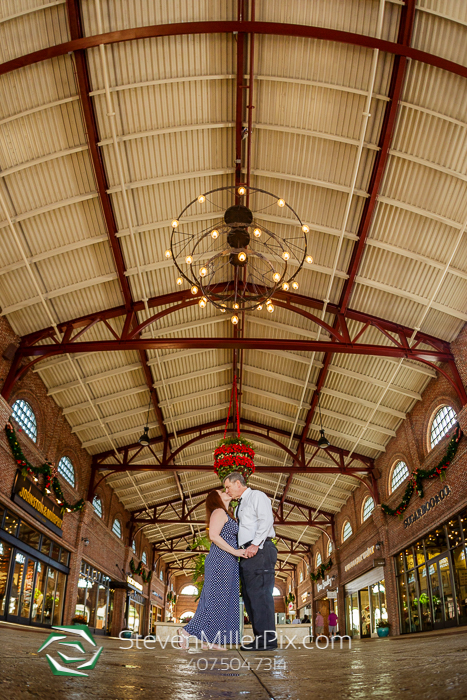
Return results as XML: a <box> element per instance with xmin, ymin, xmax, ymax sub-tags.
<box><xmin>58</xmin><ymin>456</ymin><xmax>75</xmax><ymax>487</ymax></box>
<box><xmin>92</xmin><ymin>495</ymin><xmax>103</xmax><ymax>518</ymax></box>
<box><xmin>272</xmin><ymin>587</ymin><xmax>281</xmax><ymax>597</ymax></box>
<box><xmin>12</xmin><ymin>399</ymin><xmax>37</xmax><ymax>442</ymax></box>
<box><xmin>159</xmin><ymin>570</ymin><xmax>164</xmax><ymax>581</ymax></box>
<box><xmin>181</xmin><ymin>585</ymin><xmax>198</xmax><ymax>595</ymax></box>
<box><xmin>327</xmin><ymin>540</ymin><xmax>333</xmax><ymax>556</ymax></box>
<box><xmin>342</xmin><ymin>521</ymin><xmax>353</xmax><ymax>542</ymax></box>
<box><xmin>391</xmin><ymin>461</ymin><xmax>409</xmax><ymax>492</ymax></box>
<box><xmin>362</xmin><ymin>496</ymin><xmax>375</xmax><ymax>522</ymax></box>
<box><xmin>131</xmin><ymin>540</ymin><xmax>136</xmax><ymax>554</ymax></box>
<box><xmin>141</xmin><ymin>551</ymin><xmax>147</xmax><ymax>565</ymax></box>
<box><xmin>316</xmin><ymin>552</ymin><xmax>322</xmax><ymax>567</ymax></box>
<box><xmin>180</xmin><ymin>611</ymin><xmax>194</xmax><ymax>622</ymax></box>
<box><xmin>112</xmin><ymin>518</ymin><xmax>122</xmax><ymax>538</ymax></box>
<box><xmin>430</xmin><ymin>406</ymin><xmax>457</xmax><ymax>449</ymax></box>
<box><xmin>299</xmin><ymin>572</ymin><xmax>303</xmax><ymax>583</ymax></box>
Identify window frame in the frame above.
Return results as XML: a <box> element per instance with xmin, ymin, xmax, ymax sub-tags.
<box><xmin>131</xmin><ymin>540</ymin><xmax>136</xmax><ymax>554</ymax></box>
<box><xmin>342</xmin><ymin>520</ymin><xmax>353</xmax><ymax>543</ymax></box>
<box><xmin>327</xmin><ymin>539</ymin><xmax>333</xmax><ymax>556</ymax></box>
<box><xmin>316</xmin><ymin>552</ymin><xmax>322</xmax><ymax>567</ymax></box>
<box><xmin>141</xmin><ymin>551</ymin><xmax>147</xmax><ymax>565</ymax></box>
<box><xmin>11</xmin><ymin>399</ymin><xmax>37</xmax><ymax>442</ymax></box>
<box><xmin>390</xmin><ymin>460</ymin><xmax>410</xmax><ymax>494</ymax></box>
<box><xmin>57</xmin><ymin>456</ymin><xmax>75</xmax><ymax>488</ymax></box>
<box><xmin>429</xmin><ymin>405</ymin><xmax>457</xmax><ymax>450</ymax></box>
<box><xmin>112</xmin><ymin>518</ymin><xmax>122</xmax><ymax>539</ymax></box>
<box><xmin>92</xmin><ymin>495</ymin><xmax>103</xmax><ymax>518</ymax></box>
<box><xmin>180</xmin><ymin>584</ymin><xmax>198</xmax><ymax>596</ymax></box>
<box><xmin>362</xmin><ymin>496</ymin><xmax>375</xmax><ymax>523</ymax></box>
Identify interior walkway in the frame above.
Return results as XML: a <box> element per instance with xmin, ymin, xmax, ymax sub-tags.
<box><xmin>2</xmin><ymin>624</ymin><xmax>467</xmax><ymax>700</ymax></box>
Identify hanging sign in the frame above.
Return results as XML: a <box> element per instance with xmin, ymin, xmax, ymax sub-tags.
<box><xmin>12</xmin><ymin>471</ymin><xmax>63</xmax><ymax>536</ymax></box>
<box><xmin>127</xmin><ymin>576</ymin><xmax>143</xmax><ymax>592</ymax></box>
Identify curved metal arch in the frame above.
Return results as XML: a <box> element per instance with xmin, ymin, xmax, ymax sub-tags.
<box><xmin>168</xmin><ymin>428</ymin><xmax>305</xmax><ymax>468</ymax></box>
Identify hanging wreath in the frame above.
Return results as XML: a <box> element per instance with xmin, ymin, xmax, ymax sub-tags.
<box><xmin>285</xmin><ymin>592</ymin><xmax>295</xmax><ymax>604</ymax></box>
<box><xmin>5</xmin><ymin>422</ymin><xmax>84</xmax><ymax>513</ymax></box>
<box><xmin>310</xmin><ymin>559</ymin><xmax>333</xmax><ymax>582</ymax></box>
<box><xmin>382</xmin><ymin>424</ymin><xmax>462</xmax><ymax>518</ymax></box>
<box><xmin>213</xmin><ymin>375</ymin><xmax>255</xmax><ymax>483</ymax></box>
<box><xmin>129</xmin><ymin>557</ymin><xmax>152</xmax><ymax>584</ymax></box>
<box><xmin>166</xmin><ymin>590</ymin><xmax>177</xmax><ymax>604</ymax></box>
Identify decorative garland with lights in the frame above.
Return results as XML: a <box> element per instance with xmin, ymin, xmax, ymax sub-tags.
<box><xmin>310</xmin><ymin>558</ymin><xmax>333</xmax><ymax>582</ymax></box>
<box><xmin>129</xmin><ymin>557</ymin><xmax>152</xmax><ymax>584</ymax></box>
<box><xmin>5</xmin><ymin>422</ymin><xmax>84</xmax><ymax>513</ymax></box>
<box><xmin>214</xmin><ymin>375</ymin><xmax>255</xmax><ymax>483</ymax></box>
<box><xmin>166</xmin><ymin>590</ymin><xmax>177</xmax><ymax>604</ymax></box>
<box><xmin>382</xmin><ymin>424</ymin><xmax>462</xmax><ymax>518</ymax></box>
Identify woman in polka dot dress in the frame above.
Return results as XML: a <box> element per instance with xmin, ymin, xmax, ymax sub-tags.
<box><xmin>178</xmin><ymin>489</ymin><xmax>246</xmax><ymax>649</ymax></box>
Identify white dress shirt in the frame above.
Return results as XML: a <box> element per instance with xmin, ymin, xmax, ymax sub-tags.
<box><xmin>235</xmin><ymin>487</ymin><xmax>275</xmax><ymax>548</ymax></box>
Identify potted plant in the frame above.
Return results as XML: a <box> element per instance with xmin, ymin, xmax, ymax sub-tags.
<box><xmin>376</xmin><ymin>619</ymin><xmax>390</xmax><ymax>637</ymax></box>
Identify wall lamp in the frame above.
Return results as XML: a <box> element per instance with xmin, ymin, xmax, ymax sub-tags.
<box><xmin>81</xmin><ymin>537</ymin><xmax>89</xmax><ymax>546</ymax></box>
<box><xmin>375</xmin><ymin>541</ymin><xmax>383</xmax><ymax>551</ymax></box>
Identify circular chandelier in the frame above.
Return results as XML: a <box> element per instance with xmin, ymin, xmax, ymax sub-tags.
<box><xmin>168</xmin><ymin>185</ymin><xmax>312</xmax><ymax>316</ymax></box>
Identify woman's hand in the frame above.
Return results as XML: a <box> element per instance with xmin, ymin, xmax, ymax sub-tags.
<box><xmin>236</xmin><ymin>549</ymin><xmax>247</xmax><ymax>557</ymax></box>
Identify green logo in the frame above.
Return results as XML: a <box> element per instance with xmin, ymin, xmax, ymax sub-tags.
<box><xmin>37</xmin><ymin>624</ymin><xmax>103</xmax><ymax>676</ymax></box>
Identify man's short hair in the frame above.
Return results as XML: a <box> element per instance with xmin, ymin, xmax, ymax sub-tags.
<box><xmin>223</xmin><ymin>471</ymin><xmax>247</xmax><ymax>487</ymax></box>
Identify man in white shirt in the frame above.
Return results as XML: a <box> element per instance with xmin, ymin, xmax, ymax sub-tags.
<box><xmin>224</xmin><ymin>471</ymin><xmax>277</xmax><ymax>651</ymax></box>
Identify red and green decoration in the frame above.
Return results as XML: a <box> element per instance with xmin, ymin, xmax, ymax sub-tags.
<box><xmin>166</xmin><ymin>590</ymin><xmax>177</xmax><ymax>604</ymax></box>
<box><xmin>285</xmin><ymin>592</ymin><xmax>295</xmax><ymax>604</ymax></box>
<box><xmin>382</xmin><ymin>423</ymin><xmax>462</xmax><ymax>518</ymax></box>
<box><xmin>214</xmin><ymin>374</ymin><xmax>255</xmax><ymax>483</ymax></box>
<box><xmin>129</xmin><ymin>557</ymin><xmax>152</xmax><ymax>584</ymax></box>
<box><xmin>310</xmin><ymin>558</ymin><xmax>333</xmax><ymax>582</ymax></box>
<box><xmin>5</xmin><ymin>421</ymin><xmax>84</xmax><ymax>513</ymax></box>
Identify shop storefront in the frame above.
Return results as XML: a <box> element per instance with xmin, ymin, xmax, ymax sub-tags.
<box><xmin>396</xmin><ymin>506</ymin><xmax>467</xmax><ymax>634</ymax></box>
<box><xmin>345</xmin><ymin>567</ymin><xmax>388</xmax><ymax>638</ymax></box>
<box><xmin>0</xmin><ymin>503</ymin><xmax>69</xmax><ymax>627</ymax></box>
<box><xmin>75</xmin><ymin>561</ymin><xmax>114</xmax><ymax>635</ymax></box>
<box><xmin>149</xmin><ymin>590</ymin><xmax>164</xmax><ymax>633</ymax></box>
<box><xmin>124</xmin><ymin>577</ymin><xmax>147</xmax><ymax>633</ymax></box>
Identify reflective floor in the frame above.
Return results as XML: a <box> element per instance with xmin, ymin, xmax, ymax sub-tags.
<box><xmin>2</xmin><ymin>625</ymin><xmax>467</xmax><ymax>699</ymax></box>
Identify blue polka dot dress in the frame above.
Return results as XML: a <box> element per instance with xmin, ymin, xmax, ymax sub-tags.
<box><xmin>183</xmin><ymin>516</ymin><xmax>240</xmax><ymax>645</ymax></box>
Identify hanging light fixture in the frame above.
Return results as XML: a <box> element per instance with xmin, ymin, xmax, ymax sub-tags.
<box><xmin>138</xmin><ymin>394</ymin><xmax>152</xmax><ymax>446</ymax></box>
<box><xmin>317</xmin><ymin>393</ymin><xmax>330</xmax><ymax>449</ymax></box>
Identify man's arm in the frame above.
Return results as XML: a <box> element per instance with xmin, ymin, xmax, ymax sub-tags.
<box><xmin>244</xmin><ymin>491</ymin><xmax>274</xmax><ymax>557</ymax></box>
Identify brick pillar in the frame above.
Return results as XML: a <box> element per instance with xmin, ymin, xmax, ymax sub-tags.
<box><xmin>62</xmin><ymin>501</ymin><xmax>94</xmax><ymax>625</ymax></box>
<box><xmin>111</xmin><ymin>588</ymin><xmax>127</xmax><ymax>637</ymax></box>
<box><xmin>372</xmin><ymin>505</ymin><xmax>399</xmax><ymax>636</ymax></box>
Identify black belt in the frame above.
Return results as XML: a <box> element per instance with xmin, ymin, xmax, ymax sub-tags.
<box><xmin>240</xmin><ymin>537</ymin><xmax>274</xmax><ymax>548</ymax></box>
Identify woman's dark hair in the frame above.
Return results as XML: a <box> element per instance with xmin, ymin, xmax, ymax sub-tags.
<box><xmin>205</xmin><ymin>489</ymin><xmax>228</xmax><ymax>525</ymax></box>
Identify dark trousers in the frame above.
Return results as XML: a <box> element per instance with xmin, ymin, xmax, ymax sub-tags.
<box><xmin>240</xmin><ymin>540</ymin><xmax>278</xmax><ymax>648</ymax></box>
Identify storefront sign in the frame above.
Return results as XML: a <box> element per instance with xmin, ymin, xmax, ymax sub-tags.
<box><xmin>11</xmin><ymin>471</ymin><xmax>63</xmax><ymax>536</ymax></box>
<box><xmin>344</xmin><ymin>545</ymin><xmax>375</xmax><ymax>572</ymax></box>
<box><xmin>317</xmin><ymin>575</ymin><xmax>332</xmax><ymax>591</ymax></box>
<box><xmin>127</xmin><ymin>575</ymin><xmax>143</xmax><ymax>592</ymax></box>
<box><xmin>327</xmin><ymin>591</ymin><xmax>338</xmax><ymax>599</ymax></box>
<box><xmin>373</xmin><ymin>558</ymin><xmax>386</xmax><ymax>567</ymax></box>
<box><xmin>403</xmin><ymin>485</ymin><xmax>452</xmax><ymax>529</ymax></box>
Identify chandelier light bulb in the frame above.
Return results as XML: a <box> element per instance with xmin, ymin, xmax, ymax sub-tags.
<box><xmin>306</xmin><ymin>255</ymin><xmax>314</xmax><ymax>264</ymax></box>
<box><xmin>164</xmin><ymin>249</ymin><xmax>172</xmax><ymax>259</ymax></box>
<box><xmin>292</xmin><ymin>281</ymin><xmax>299</xmax><ymax>290</ymax></box>
<box><xmin>238</xmin><ymin>251</ymin><xmax>247</xmax><ymax>262</ymax></box>
<box><xmin>282</xmin><ymin>282</ymin><xmax>290</xmax><ymax>291</ymax></box>
<box><xmin>257</xmin><ymin>305</ymin><xmax>263</xmax><ymax>311</ymax></box>
<box><xmin>238</xmin><ymin>186</ymin><xmax>246</xmax><ymax>196</ymax></box>
<box><xmin>198</xmin><ymin>298</ymin><xmax>207</xmax><ymax>308</ymax></box>
<box><xmin>199</xmin><ymin>267</ymin><xmax>208</xmax><ymax>277</ymax></box>
<box><xmin>171</xmin><ymin>219</ymin><xmax>179</xmax><ymax>228</ymax></box>
<box><xmin>191</xmin><ymin>285</ymin><xmax>198</xmax><ymax>295</ymax></box>
<box><xmin>273</xmin><ymin>272</ymin><xmax>281</xmax><ymax>283</ymax></box>
<box><xmin>277</xmin><ymin>198</ymin><xmax>286</xmax><ymax>208</ymax></box>
<box><xmin>231</xmin><ymin>315</ymin><xmax>239</xmax><ymax>325</ymax></box>
<box><xmin>233</xmin><ymin>303</ymin><xmax>240</xmax><ymax>309</ymax></box>
<box><xmin>211</xmin><ymin>229</ymin><xmax>219</xmax><ymax>239</ymax></box>
<box><xmin>176</xmin><ymin>277</ymin><xmax>183</xmax><ymax>286</ymax></box>
<box><xmin>185</xmin><ymin>255</ymin><xmax>193</xmax><ymax>264</ymax></box>
<box><xmin>220</xmin><ymin>307</ymin><xmax>226</xmax><ymax>313</ymax></box>
<box><xmin>302</xmin><ymin>224</ymin><xmax>310</xmax><ymax>233</ymax></box>
<box><xmin>282</xmin><ymin>251</ymin><xmax>290</xmax><ymax>260</ymax></box>
<box><xmin>198</xmin><ymin>194</ymin><xmax>206</xmax><ymax>204</ymax></box>
<box><xmin>253</xmin><ymin>228</ymin><xmax>262</xmax><ymax>238</ymax></box>
<box><xmin>267</xmin><ymin>304</ymin><xmax>274</xmax><ymax>313</ymax></box>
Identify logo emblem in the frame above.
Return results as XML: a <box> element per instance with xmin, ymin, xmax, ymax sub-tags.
<box><xmin>37</xmin><ymin>624</ymin><xmax>103</xmax><ymax>676</ymax></box>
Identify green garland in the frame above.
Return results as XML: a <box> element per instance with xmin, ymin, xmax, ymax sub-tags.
<box><xmin>166</xmin><ymin>590</ymin><xmax>177</xmax><ymax>604</ymax></box>
<box><xmin>310</xmin><ymin>558</ymin><xmax>333</xmax><ymax>582</ymax></box>
<box><xmin>382</xmin><ymin>424</ymin><xmax>462</xmax><ymax>518</ymax></box>
<box><xmin>5</xmin><ymin>422</ymin><xmax>84</xmax><ymax>513</ymax></box>
<box><xmin>285</xmin><ymin>592</ymin><xmax>295</xmax><ymax>604</ymax></box>
<box><xmin>129</xmin><ymin>557</ymin><xmax>152</xmax><ymax>584</ymax></box>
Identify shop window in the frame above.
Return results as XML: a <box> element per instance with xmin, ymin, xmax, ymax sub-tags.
<box><xmin>273</xmin><ymin>587</ymin><xmax>281</xmax><ymax>597</ymax></box>
<box><xmin>141</xmin><ymin>551</ymin><xmax>147</xmax><ymax>565</ymax></box>
<box><xmin>430</xmin><ymin>406</ymin><xmax>457</xmax><ymax>449</ymax></box>
<box><xmin>92</xmin><ymin>496</ymin><xmax>103</xmax><ymax>518</ymax></box>
<box><xmin>362</xmin><ymin>496</ymin><xmax>375</xmax><ymax>522</ymax></box>
<box><xmin>11</xmin><ymin>399</ymin><xmax>37</xmax><ymax>442</ymax></box>
<box><xmin>327</xmin><ymin>539</ymin><xmax>333</xmax><ymax>556</ymax></box>
<box><xmin>316</xmin><ymin>552</ymin><xmax>322</xmax><ymax>567</ymax></box>
<box><xmin>112</xmin><ymin>519</ymin><xmax>122</xmax><ymax>538</ymax></box>
<box><xmin>131</xmin><ymin>540</ymin><xmax>136</xmax><ymax>554</ymax></box>
<box><xmin>181</xmin><ymin>585</ymin><xmax>198</xmax><ymax>595</ymax></box>
<box><xmin>391</xmin><ymin>461</ymin><xmax>409</xmax><ymax>493</ymax></box>
<box><xmin>58</xmin><ymin>456</ymin><xmax>75</xmax><ymax>487</ymax></box>
<box><xmin>342</xmin><ymin>521</ymin><xmax>352</xmax><ymax>542</ymax></box>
